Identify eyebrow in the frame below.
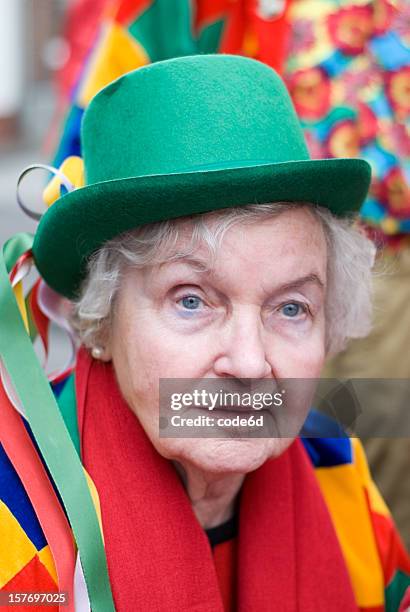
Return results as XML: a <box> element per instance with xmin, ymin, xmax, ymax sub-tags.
<box><xmin>159</xmin><ymin>256</ymin><xmax>211</xmax><ymax>273</ymax></box>
<box><xmin>272</xmin><ymin>273</ymin><xmax>325</xmax><ymax>294</ymax></box>
<box><xmin>160</xmin><ymin>260</ymin><xmax>324</xmax><ymax>293</ymax></box>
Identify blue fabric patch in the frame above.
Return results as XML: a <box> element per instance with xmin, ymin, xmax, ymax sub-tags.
<box><xmin>361</xmin><ymin>197</ymin><xmax>386</xmax><ymax>222</ymax></box>
<box><xmin>362</xmin><ymin>142</ymin><xmax>397</xmax><ymax>175</ymax></box>
<box><xmin>319</xmin><ymin>50</ymin><xmax>350</xmax><ymax>78</ymax></box>
<box><xmin>302</xmin><ymin>436</ymin><xmax>353</xmax><ymax>468</ymax></box>
<box><xmin>0</xmin><ymin>442</ymin><xmax>47</xmax><ymax>550</ymax></box>
<box><xmin>370</xmin><ymin>32</ymin><xmax>410</xmax><ymax>71</ymax></box>
<box><xmin>302</xmin><ymin>410</ymin><xmax>352</xmax><ymax>468</ymax></box>
<box><xmin>0</xmin><ymin>373</ymin><xmax>72</xmax><ymax>550</ymax></box>
<box><xmin>53</xmin><ymin>105</ymin><xmax>84</xmax><ymax>168</ymax></box>
<box><xmin>367</xmin><ymin>93</ymin><xmax>395</xmax><ymax>122</ymax></box>
<box><xmin>51</xmin><ymin>375</ymin><xmax>71</xmax><ymax>398</ymax></box>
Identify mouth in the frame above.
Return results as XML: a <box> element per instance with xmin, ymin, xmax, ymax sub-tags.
<box><xmin>194</xmin><ymin>405</ymin><xmax>267</xmax><ymax>415</ymax></box>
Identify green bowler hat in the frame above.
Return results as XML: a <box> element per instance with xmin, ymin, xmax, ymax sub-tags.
<box><xmin>33</xmin><ymin>54</ymin><xmax>371</xmax><ymax>299</ymax></box>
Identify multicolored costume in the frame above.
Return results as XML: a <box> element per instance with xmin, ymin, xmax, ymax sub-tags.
<box><xmin>1</xmin><ymin>355</ymin><xmax>410</xmax><ymax>610</ymax></box>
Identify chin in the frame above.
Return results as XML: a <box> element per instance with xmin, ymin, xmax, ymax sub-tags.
<box><xmin>173</xmin><ymin>437</ymin><xmax>294</xmax><ymax>475</ymax></box>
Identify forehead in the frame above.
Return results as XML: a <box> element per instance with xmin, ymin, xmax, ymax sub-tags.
<box><xmin>221</xmin><ymin>207</ymin><xmax>326</xmax><ymax>256</ymax></box>
<box><xmin>143</xmin><ymin>207</ymin><xmax>328</xmax><ymax>292</ymax></box>
<box><xmin>189</xmin><ymin>205</ymin><xmax>322</xmax><ymax>256</ymax></box>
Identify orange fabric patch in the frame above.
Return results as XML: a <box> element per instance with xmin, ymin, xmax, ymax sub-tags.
<box><xmin>1</xmin><ymin>555</ymin><xmax>58</xmax><ymax>611</ymax></box>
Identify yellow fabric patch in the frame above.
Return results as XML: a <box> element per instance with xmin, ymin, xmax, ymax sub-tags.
<box><xmin>78</xmin><ymin>22</ymin><xmax>150</xmax><ymax>107</ymax></box>
<box><xmin>84</xmin><ymin>469</ymin><xmax>104</xmax><ymax>543</ymax></box>
<box><xmin>381</xmin><ymin>217</ymin><xmax>399</xmax><ymax>235</ymax></box>
<box><xmin>13</xmin><ymin>281</ymin><xmax>29</xmax><ymax>333</ymax></box>
<box><xmin>42</xmin><ymin>156</ymin><xmax>85</xmax><ymax>207</ymax></box>
<box><xmin>37</xmin><ymin>546</ymin><xmax>58</xmax><ymax>586</ymax></box>
<box><xmin>315</xmin><ymin>461</ymin><xmax>384</xmax><ymax>608</ymax></box>
<box><xmin>351</xmin><ymin>437</ymin><xmax>390</xmax><ymax>518</ymax></box>
<box><xmin>243</xmin><ymin>27</ymin><xmax>259</xmax><ymax>58</ymax></box>
<box><xmin>0</xmin><ymin>501</ymin><xmax>36</xmax><ymax>588</ymax></box>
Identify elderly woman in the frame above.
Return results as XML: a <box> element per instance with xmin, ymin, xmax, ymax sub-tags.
<box><xmin>1</xmin><ymin>55</ymin><xmax>409</xmax><ymax>611</ymax></box>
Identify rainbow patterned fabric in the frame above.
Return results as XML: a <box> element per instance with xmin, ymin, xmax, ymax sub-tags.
<box><xmin>1</xmin><ymin>373</ymin><xmax>410</xmax><ymax>611</ymax></box>
<box><xmin>53</xmin><ymin>0</ymin><xmax>293</xmax><ymax>166</ymax></box>
<box><xmin>0</xmin><ymin>447</ymin><xmax>59</xmax><ymax>598</ymax></box>
<box><xmin>283</xmin><ymin>0</ymin><xmax>410</xmax><ymax>243</ymax></box>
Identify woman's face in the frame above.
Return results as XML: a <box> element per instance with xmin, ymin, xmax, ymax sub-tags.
<box><xmin>107</xmin><ymin>207</ymin><xmax>328</xmax><ymax>474</ymax></box>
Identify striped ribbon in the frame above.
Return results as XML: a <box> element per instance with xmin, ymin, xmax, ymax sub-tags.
<box><xmin>0</xmin><ymin>233</ymin><xmax>115</xmax><ymax>612</ymax></box>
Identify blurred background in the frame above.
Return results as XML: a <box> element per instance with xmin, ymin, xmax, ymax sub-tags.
<box><xmin>0</xmin><ymin>0</ymin><xmax>70</xmax><ymax>243</ymax></box>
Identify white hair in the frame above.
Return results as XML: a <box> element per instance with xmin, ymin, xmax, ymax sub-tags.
<box><xmin>70</xmin><ymin>202</ymin><xmax>376</xmax><ymax>356</ymax></box>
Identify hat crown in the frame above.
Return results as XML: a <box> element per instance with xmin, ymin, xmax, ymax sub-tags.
<box><xmin>33</xmin><ymin>53</ymin><xmax>371</xmax><ymax>299</ymax></box>
<box><xmin>82</xmin><ymin>54</ymin><xmax>309</xmax><ymax>184</ymax></box>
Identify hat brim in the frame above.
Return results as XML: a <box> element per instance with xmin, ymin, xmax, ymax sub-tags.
<box><xmin>33</xmin><ymin>157</ymin><xmax>371</xmax><ymax>299</ymax></box>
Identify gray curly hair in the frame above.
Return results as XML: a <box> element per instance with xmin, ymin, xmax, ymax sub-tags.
<box><xmin>70</xmin><ymin>202</ymin><xmax>376</xmax><ymax>357</ymax></box>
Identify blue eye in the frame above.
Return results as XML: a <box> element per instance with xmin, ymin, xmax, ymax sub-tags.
<box><xmin>281</xmin><ymin>303</ymin><xmax>303</xmax><ymax>317</ymax></box>
<box><xmin>180</xmin><ymin>295</ymin><xmax>202</xmax><ymax>310</ymax></box>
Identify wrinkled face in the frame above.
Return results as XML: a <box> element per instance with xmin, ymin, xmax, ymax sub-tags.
<box><xmin>106</xmin><ymin>207</ymin><xmax>328</xmax><ymax>474</ymax></box>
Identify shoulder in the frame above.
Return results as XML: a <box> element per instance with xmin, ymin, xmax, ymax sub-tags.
<box><xmin>302</xmin><ymin>416</ymin><xmax>410</xmax><ymax>610</ymax></box>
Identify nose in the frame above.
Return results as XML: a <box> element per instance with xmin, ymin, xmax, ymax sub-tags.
<box><xmin>213</xmin><ymin>307</ymin><xmax>272</xmax><ymax>379</ymax></box>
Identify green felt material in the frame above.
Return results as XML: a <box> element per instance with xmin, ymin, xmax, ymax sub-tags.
<box><xmin>33</xmin><ymin>54</ymin><xmax>371</xmax><ymax>299</ymax></box>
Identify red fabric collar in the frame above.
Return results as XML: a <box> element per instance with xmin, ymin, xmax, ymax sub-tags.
<box><xmin>76</xmin><ymin>348</ymin><xmax>357</xmax><ymax>611</ymax></box>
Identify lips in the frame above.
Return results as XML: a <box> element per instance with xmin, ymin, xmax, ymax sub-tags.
<box><xmin>196</xmin><ymin>405</ymin><xmax>267</xmax><ymax>414</ymax></box>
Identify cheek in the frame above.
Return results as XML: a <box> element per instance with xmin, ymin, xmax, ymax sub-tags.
<box><xmin>109</xmin><ymin>313</ymin><xmax>158</xmax><ymax>418</ymax></box>
<box><xmin>267</xmin><ymin>320</ymin><xmax>326</xmax><ymax>379</ymax></box>
<box><xmin>111</xmin><ymin>316</ymin><xmax>212</xmax><ymax>427</ymax></box>
<box><xmin>296</xmin><ymin>329</ymin><xmax>326</xmax><ymax>375</ymax></box>
<box><xmin>131</xmin><ymin>327</ymin><xmax>216</xmax><ymax>379</ymax></box>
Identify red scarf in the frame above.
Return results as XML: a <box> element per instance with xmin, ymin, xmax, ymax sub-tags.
<box><xmin>76</xmin><ymin>349</ymin><xmax>357</xmax><ymax>611</ymax></box>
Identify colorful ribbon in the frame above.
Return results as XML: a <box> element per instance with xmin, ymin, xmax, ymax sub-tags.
<box><xmin>0</xmin><ymin>233</ymin><xmax>115</xmax><ymax>612</ymax></box>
